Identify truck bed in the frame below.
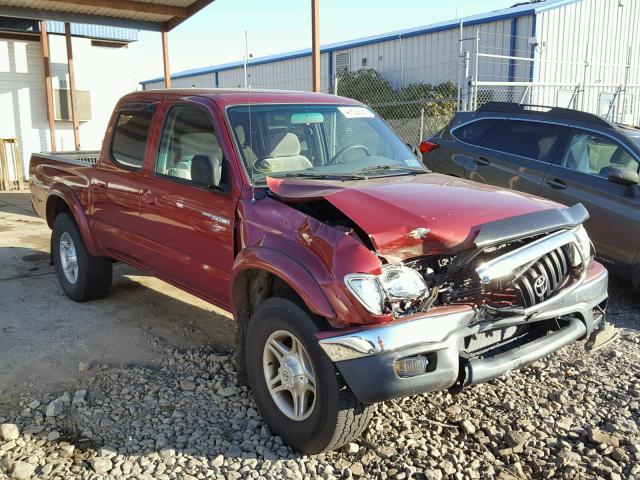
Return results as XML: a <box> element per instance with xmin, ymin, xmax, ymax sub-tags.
<box><xmin>34</xmin><ymin>151</ymin><xmax>101</xmax><ymax>167</ymax></box>
<box><xmin>29</xmin><ymin>150</ymin><xmax>100</xmax><ymax>221</ymax></box>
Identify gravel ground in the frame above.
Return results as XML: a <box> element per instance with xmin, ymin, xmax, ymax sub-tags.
<box><xmin>0</xmin><ymin>281</ymin><xmax>638</xmax><ymax>480</ymax></box>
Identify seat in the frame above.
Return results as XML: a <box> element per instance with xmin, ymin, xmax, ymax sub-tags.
<box><xmin>235</xmin><ymin>125</ymin><xmax>258</xmax><ymax>164</ymax></box>
<box><xmin>257</xmin><ymin>132</ymin><xmax>312</xmax><ymax>173</ymax></box>
<box><xmin>191</xmin><ymin>154</ymin><xmax>222</xmax><ymax>186</ymax></box>
<box><xmin>565</xmin><ymin>134</ymin><xmax>590</xmax><ymax>173</ymax></box>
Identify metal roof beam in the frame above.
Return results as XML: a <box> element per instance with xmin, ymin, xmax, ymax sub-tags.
<box><xmin>0</xmin><ymin>5</ymin><xmax>162</xmax><ymax>31</ymax></box>
<box><xmin>50</xmin><ymin>0</ymin><xmax>188</xmax><ymax>18</ymax></box>
<box><xmin>163</xmin><ymin>0</ymin><xmax>213</xmax><ymax>30</ymax></box>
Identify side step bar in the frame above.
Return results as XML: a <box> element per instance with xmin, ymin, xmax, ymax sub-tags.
<box><xmin>462</xmin><ymin>317</ymin><xmax>586</xmax><ymax>387</ymax></box>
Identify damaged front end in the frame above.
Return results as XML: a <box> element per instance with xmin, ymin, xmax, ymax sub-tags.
<box><xmin>315</xmin><ymin>203</ymin><xmax>610</xmax><ymax>403</ymax></box>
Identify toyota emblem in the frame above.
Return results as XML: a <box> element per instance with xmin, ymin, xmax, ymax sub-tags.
<box><xmin>534</xmin><ymin>276</ymin><xmax>548</xmax><ymax>297</ymax></box>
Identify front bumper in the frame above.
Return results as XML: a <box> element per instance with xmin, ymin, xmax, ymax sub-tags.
<box><xmin>318</xmin><ymin>261</ymin><xmax>608</xmax><ymax>404</ymax></box>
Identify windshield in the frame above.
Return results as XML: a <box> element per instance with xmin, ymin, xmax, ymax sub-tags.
<box><xmin>226</xmin><ymin>104</ymin><xmax>425</xmax><ymax>185</ymax></box>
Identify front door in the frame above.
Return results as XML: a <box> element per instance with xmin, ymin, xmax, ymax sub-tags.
<box><xmin>136</xmin><ymin>102</ymin><xmax>237</xmax><ymax>306</ymax></box>
<box><xmin>540</xmin><ymin>128</ymin><xmax>640</xmax><ymax>271</ymax></box>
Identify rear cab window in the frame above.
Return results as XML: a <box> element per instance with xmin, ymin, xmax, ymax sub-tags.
<box><xmin>111</xmin><ymin>106</ymin><xmax>154</xmax><ymax>170</ymax></box>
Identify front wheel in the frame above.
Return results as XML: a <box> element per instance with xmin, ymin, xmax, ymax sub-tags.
<box><xmin>246</xmin><ymin>297</ymin><xmax>374</xmax><ymax>454</ymax></box>
<box><xmin>52</xmin><ymin>212</ymin><xmax>112</xmax><ymax>302</ymax></box>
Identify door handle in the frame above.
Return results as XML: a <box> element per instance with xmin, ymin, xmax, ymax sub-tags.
<box><xmin>545</xmin><ymin>178</ymin><xmax>567</xmax><ymax>190</ymax></box>
<box><xmin>474</xmin><ymin>156</ymin><xmax>490</xmax><ymax>166</ymax></box>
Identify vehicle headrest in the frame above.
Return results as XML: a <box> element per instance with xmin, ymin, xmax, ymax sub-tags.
<box><xmin>191</xmin><ymin>154</ymin><xmax>214</xmax><ymax>186</ymax></box>
<box><xmin>269</xmin><ymin>132</ymin><xmax>301</xmax><ymax>157</ymax></box>
<box><xmin>235</xmin><ymin>125</ymin><xmax>246</xmax><ymax>145</ymax></box>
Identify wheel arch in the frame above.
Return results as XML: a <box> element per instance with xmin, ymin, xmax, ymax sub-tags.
<box><xmin>230</xmin><ymin>247</ymin><xmax>336</xmax><ymax>384</ymax></box>
<box><xmin>46</xmin><ymin>187</ymin><xmax>100</xmax><ymax>256</ymax></box>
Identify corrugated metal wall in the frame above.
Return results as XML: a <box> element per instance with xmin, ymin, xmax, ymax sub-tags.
<box><xmin>143</xmin><ymin>16</ymin><xmax>534</xmax><ymax>92</ymax></box>
<box><xmin>536</xmin><ymin>0</ymin><xmax>640</xmax><ymax>85</ymax></box>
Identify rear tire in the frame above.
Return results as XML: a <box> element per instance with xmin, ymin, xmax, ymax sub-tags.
<box><xmin>246</xmin><ymin>297</ymin><xmax>374</xmax><ymax>454</ymax></box>
<box><xmin>52</xmin><ymin>212</ymin><xmax>112</xmax><ymax>302</ymax></box>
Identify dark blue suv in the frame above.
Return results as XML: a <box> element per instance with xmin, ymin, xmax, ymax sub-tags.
<box><xmin>422</xmin><ymin>102</ymin><xmax>640</xmax><ymax>287</ymax></box>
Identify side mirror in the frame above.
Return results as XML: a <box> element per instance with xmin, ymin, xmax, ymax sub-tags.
<box><xmin>406</xmin><ymin>143</ymin><xmax>420</xmax><ymax>159</ymax></box>
<box><xmin>608</xmin><ymin>167</ymin><xmax>640</xmax><ymax>198</ymax></box>
<box><xmin>608</xmin><ymin>167</ymin><xmax>639</xmax><ymax>186</ymax></box>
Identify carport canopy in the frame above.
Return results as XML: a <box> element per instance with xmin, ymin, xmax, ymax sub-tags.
<box><xmin>0</xmin><ymin>0</ymin><xmax>321</xmax><ymax>151</ymax></box>
<box><xmin>0</xmin><ymin>0</ymin><xmax>216</xmax><ymax>151</ymax></box>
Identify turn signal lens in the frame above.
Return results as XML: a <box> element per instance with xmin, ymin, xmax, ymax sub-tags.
<box><xmin>344</xmin><ymin>274</ymin><xmax>386</xmax><ymax>315</ymax></box>
<box><xmin>394</xmin><ymin>355</ymin><xmax>430</xmax><ymax>378</ymax></box>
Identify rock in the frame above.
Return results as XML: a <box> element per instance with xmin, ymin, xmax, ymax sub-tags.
<box><xmin>89</xmin><ymin>457</ymin><xmax>113</xmax><ymax>475</ymax></box>
<box><xmin>350</xmin><ymin>462</ymin><xmax>364</xmax><ymax>476</ymax></box>
<box><xmin>159</xmin><ymin>448</ymin><xmax>176</xmax><ymax>459</ymax></box>
<box><xmin>217</xmin><ymin>386</ymin><xmax>239</xmax><ymax>397</ymax></box>
<box><xmin>98</xmin><ymin>446</ymin><xmax>118</xmax><ymax>458</ymax></box>
<box><xmin>460</xmin><ymin>419</ymin><xmax>476</xmax><ymax>435</ymax></box>
<box><xmin>555</xmin><ymin>451</ymin><xmax>582</xmax><ymax>468</ymax></box>
<box><xmin>588</xmin><ymin>428</ymin><xmax>620</xmax><ymax>448</ymax></box>
<box><xmin>505</xmin><ymin>431</ymin><xmax>529</xmax><ymax>447</ymax></box>
<box><xmin>47</xmin><ymin>431</ymin><xmax>60</xmax><ymax>442</ymax></box>
<box><xmin>11</xmin><ymin>461</ymin><xmax>36</xmax><ymax>480</ymax></box>
<box><xmin>45</xmin><ymin>398</ymin><xmax>65</xmax><ymax>417</ymax></box>
<box><xmin>180</xmin><ymin>381</ymin><xmax>196</xmax><ymax>391</ymax></box>
<box><xmin>0</xmin><ymin>423</ymin><xmax>20</xmax><ymax>441</ymax></box>
<box><xmin>27</xmin><ymin>400</ymin><xmax>40</xmax><ymax>410</ymax></box>
<box><xmin>72</xmin><ymin>390</ymin><xmax>87</xmax><ymax>406</ymax></box>
<box><xmin>424</xmin><ymin>469</ymin><xmax>443</xmax><ymax>480</ymax></box>
<box><xmin>346</xmin><ymin>442</ymin><xmax>359</xmax><ymax>454</ymax></box>
<box><xmin>78</xmin><ymin>362</ymin><xmax>90</xmax><ymax>372</ymax></box>
<box><xmin>211</xmin><ymin>455</ymin><xmax>225</xmax><ymax>467</ymax></box>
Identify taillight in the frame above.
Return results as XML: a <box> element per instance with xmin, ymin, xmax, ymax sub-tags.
<box><xmin>419</xmin><ymin>140</ymin><xmax>439</xmax><ymax>154</ymax></box>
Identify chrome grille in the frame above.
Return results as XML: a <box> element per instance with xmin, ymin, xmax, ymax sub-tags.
<box><xmin>513</xmin><ymin>246</ymin><xmax>571</xmax><ymax>308</ymax></box>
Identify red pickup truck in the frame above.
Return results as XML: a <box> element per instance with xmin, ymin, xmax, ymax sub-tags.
<box><xmin>30</xmin><ymin>89</ymin><xmax>609</xmax><ymax>454</ymax></box>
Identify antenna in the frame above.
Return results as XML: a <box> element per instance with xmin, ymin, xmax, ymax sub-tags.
<box><xmin>244</xmin><ymin>31</ymin><xmax>257</xmax><ymax>203</ymax></box>
<box><xmin>244</xmin><ymin>30</ymin><xmax>249</xmax><ymax>89</ymax></box>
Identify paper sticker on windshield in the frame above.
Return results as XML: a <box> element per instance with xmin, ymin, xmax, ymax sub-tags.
<box><xmin>338</xmin><ymin>107</ymin><xmax>375</xmax><ymax>119</ymax></box>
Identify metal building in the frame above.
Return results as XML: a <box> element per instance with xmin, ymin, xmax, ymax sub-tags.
<box><xmin>141</xmin><ymin>0</ymin><xmax>640</xmax><ymax>124</ymax></box>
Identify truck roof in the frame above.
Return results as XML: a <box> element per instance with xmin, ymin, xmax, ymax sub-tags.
<box><xmin>122</xmin><ymin>88</ymin><xmax>363</xmax><ymax>108</ymax></box>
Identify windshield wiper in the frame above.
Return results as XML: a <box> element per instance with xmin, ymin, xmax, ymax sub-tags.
<box><xmin>357</xmin><ymin>165</ymin><xmax>429</xmax><ymax>176</ymax></box>
<box><xmin>268</xmin><ymin>172</ymin><xmax>367</xmax><ymax>180</ymax></box>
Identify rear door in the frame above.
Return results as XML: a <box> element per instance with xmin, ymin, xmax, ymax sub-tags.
<box><xmin>461</xmin><ymin>119</ymin><xmax>567</xmax><ymax>195</ymax></box>
<box><xmin>136</xmin><ymin>101</ymin><xmax>237</xmax><ymax>307</ymax></box>
<box><xmin>90</xmin><ymin>104</ymin><xmax>155</xmax><ymax>264</ymax></box>
<box><xmin>540</xmin><ymin>128</ymin><xmax>640</xmax><ymax>271</ymax></box>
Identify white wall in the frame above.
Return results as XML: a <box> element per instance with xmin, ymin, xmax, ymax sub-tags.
<box><xmin>0</xmin><ymin>34</ymin><xmax>137</xmax><ymax>176</ymax></box>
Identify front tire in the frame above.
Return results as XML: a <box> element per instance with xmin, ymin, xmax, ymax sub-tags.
<box><xmin>246</xmin><ymin>297</ymin><xmax>374</xmax><ymax>454</ymax></box>
<box><xmin>52</xmin><ymin>212</ymin><xmax>112</xmax><ymax>302</ymax></box>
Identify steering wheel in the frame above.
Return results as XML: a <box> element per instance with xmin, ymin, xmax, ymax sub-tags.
<box><xmin>253</xmin><ymin>155</ymin><xmax>284</xmax><ymax>173</ymax></box>
<box><xmin>328</xmin><ymin>145</ymin><xmax>370</xmax><ymax>165</ymax></box>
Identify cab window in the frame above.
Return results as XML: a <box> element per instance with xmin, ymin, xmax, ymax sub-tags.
<box><xmin>155</xmin><ymin>105</ymin><xmax>225</xmax><ymax>188</ymax></box>
<box><xmin>111</xmin><ymin>110</ymin><xmax>153</xmax><ymax>169</ymax></box>
<box><xmin>562</xmin><ymin>131</ymin><xmax>639</xmax><ymax>177</ymax></box>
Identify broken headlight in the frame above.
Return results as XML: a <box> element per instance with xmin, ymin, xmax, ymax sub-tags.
<box><xmin>345</xmin><ymin>266</ymin><xmax>428</xmax><ymax>315</ymax></box>
<box><xmin>571</xmin><ymin>225</ymin><xmax>592</xmax><ymax>267</ymax></box>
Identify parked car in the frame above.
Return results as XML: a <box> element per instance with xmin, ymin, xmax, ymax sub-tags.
<box><xmin>30</xmin><ymin>90</ymin><xmax>608</xmax><ymax>454</ymax></box>
<box><xmin>421</xmin><ymin>102</ymin><xmax>640</xmax><ymax>287</ymax></box>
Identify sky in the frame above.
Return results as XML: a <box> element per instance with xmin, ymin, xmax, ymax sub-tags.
<box><xmin>130</xmin><ymin>0</ymin><xmax>518</xmax><ymax>83</ymax></box>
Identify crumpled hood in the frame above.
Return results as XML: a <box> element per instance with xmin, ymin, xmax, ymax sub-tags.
<box><xmin>267</xmin><ymin>173</ymin><xmax>561</xmax><ymax>262</ymax></box>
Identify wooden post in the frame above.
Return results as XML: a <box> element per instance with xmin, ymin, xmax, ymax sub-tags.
<box><xmin>311</xmin><ymin>0</ymin><xmax>320</xmax><ymax>92</ymax></box>
<box><xmin>40</xmin><ymin>21</ymin><xmax>57</xmax><ymax>152</ymax></box>
<box><xmin>64</xmin><ymin>23</ymin><xmax>81</xmax><ymax>151</ymax></box>
<box><xmin>0</xmin><ymin>141</ymin><xmax>10</xmax><ymax>191</ymax></box>
<box><xmin>162</xmin><ymin>27</ymin><xmax>171</xmax><ymax>88</ymax></box>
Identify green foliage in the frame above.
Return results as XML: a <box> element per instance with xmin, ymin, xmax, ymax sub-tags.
<box><xmin>336</xmin><ymin>68</ymin><xmax>458</xmax><ymax>121</ymax></box>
